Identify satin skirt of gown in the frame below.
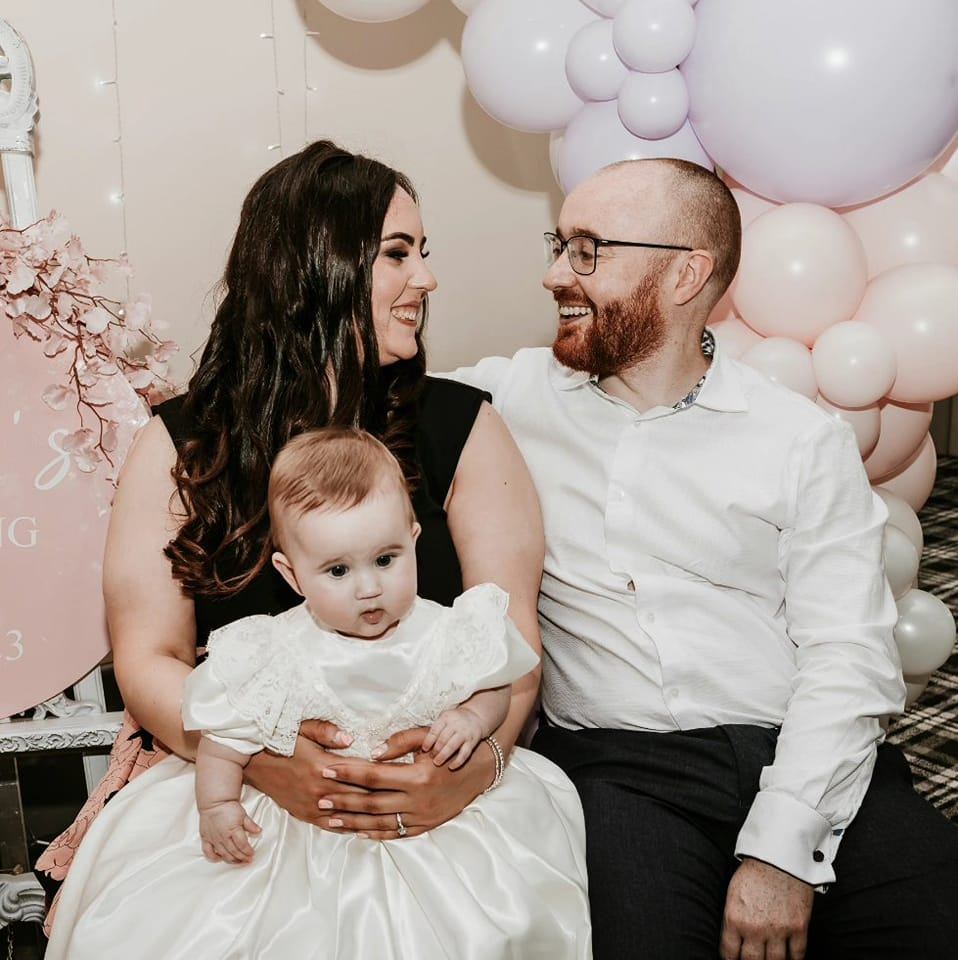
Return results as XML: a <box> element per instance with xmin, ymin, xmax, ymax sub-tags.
<box><xmin>45</xmin><ymin>748</ymin><xmax>592</xmax><ymax>960</ymax></box>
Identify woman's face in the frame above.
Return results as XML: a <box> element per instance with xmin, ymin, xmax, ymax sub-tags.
<box><xmin>372</xmin><ymin>188</ymin><xmax>437</xmax><ymax>366</ymax></box>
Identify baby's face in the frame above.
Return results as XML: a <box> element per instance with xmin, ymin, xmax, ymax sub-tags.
<box><xmin>275</xmin><ymin>484</ymin><xmax>420</xmax><ymax>639</ymax></box>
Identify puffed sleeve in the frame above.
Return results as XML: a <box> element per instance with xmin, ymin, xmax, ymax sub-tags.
<box><xmin>431</xmin><ymin>583</ymin><xmax>540</xmax><ymax>708</ymax></box>
<box><xmin>181</xmin><ymin>614</ymin><xmax>306</xmax><ymax>758</ymax></box>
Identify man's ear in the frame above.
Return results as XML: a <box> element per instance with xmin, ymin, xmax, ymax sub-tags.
<box><xmin>272</xmin><ymin>550</ymin><xmax>304</xmax><ymax>597</ymax></box>
<box><xmin>673</xmin><ymin>250</ymin><xmax>715</xmax><ymax>307</ymax></box>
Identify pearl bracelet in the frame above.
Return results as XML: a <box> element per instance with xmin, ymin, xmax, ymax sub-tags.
<box><xmin>483</xmin><ymin>735</ymin><xmax>505</xmax><ymax>793</ymax></box>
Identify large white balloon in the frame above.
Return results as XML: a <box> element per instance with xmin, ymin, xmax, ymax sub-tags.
<box><xmin>582</xmin><ymin>0</ymin><xmax>627</xmax><ymax>15</ymax></box>
<box><xmin>318</xmin><ymin>0</ymin><xmax>429</xmax><ymax>22</ymax></box>
<box><xmin>682</xmin><ymin>0</ymin><xmax>958</xmax><ymax>205</ymax></box>
<box><xmin>894</xmin><ymin>589</ymin><xmax>957</xmax><ymax>676</ymax></box>
<box><xmin>613</xmin><ymin>0</ymin><xmax>697</xmax><ymax>73</ymax></box>
<box><xmin>462</xmin><ymin>0</ymin><xmax>595</xmax><ymax>133</ymax></box>
<box><xmin>558</xmin><ymin>100</ymin><xmax>712</xmax><ymax>193</ymax></box>
<box><xmin>617</xmin><ymin>69</ymin><xmax>689</xmax><ymax>140</ymax></box>
<box><xmin>566</xmin><ymin>19</ymin><xmax>628</xmax><ymax>102</ymax></box>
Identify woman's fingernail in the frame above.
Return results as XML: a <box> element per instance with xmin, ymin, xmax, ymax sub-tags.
<box><xmin>336</xmin><ymin>732</ymin><xmax>353</xmax><ymax>746</ymax></box>
<box><xmin>318</xmin><ymin>799</ymin><xmax>334</xmax><ymax>809</ymax></box>
<box><xmin>329</xmin><ymin>818</ymin><xmax>343</xmax><ymax>828</ymax></box>
<box><xmin>322</xmin><ymin>768</ymin><xmax>337</xmax><ymax>779</ymax></box>
<box><xmin>370</xmin><ymin>744</ymin><xmax>386</xmax><ymax>758</ymax></box>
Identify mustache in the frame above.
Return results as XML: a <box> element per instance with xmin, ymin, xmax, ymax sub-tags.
<box><xmin>553</xmin><ymin>292</ymin><xmax>595</xmax><ymax>309</ymax></box>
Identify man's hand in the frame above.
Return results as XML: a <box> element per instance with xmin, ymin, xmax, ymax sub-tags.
<box><xmin>720</xmin><ymin>858</ymin><xmax>814</xmax><ymax>960</ymax></box>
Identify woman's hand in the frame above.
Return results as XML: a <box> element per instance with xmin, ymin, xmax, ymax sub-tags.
<box><xmin>244</xmin><ymin>720</ymin><xmax>368</xmax><ymax>825</ymax></box>
<box><xmin>314</xmin><ymin>727</ymin><xmax>497</xmax><ymax>840</ymax></box>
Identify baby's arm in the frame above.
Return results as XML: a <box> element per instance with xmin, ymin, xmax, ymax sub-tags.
<box><xmin>196</xmin><ymin>737</ymin><xmax>262</xmax><ymax>864</ymax></box>
<box><xmin>422</xmin><ymin>685</ymin><xmax>511</xmax><ymax>770</ymax></box>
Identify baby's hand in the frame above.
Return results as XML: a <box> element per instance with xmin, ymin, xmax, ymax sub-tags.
<box><xmin>199</xmin><ymin>801</ymin><xmax>261</xmax><ymax>864</ymax></box>
<box><xmin>422</xmin><ymin>708</ymin><xmax>484</xmax><ymax>770</ymax></box>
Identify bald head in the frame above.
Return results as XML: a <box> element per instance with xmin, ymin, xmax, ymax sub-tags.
<box><xmin>575</xmin><ymin>159</ymin><xmax>742</xmax><ymax>311</ymax></box>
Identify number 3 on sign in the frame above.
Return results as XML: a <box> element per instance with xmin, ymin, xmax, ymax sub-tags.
<box><xmin>5</xmin><ymin>630</ymin><xmax>24</xmax><ymax>661</ymax></box>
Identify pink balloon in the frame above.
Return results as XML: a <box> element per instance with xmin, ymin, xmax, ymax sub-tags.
<box><xmin>557</xmin><ymin>100</ymin><xmax>712</xmax><ymax>193</ymax></box>
<box><xmin>709</xmin><ymin>313</ymin><xmax>762</xmax><ymax>359</ymax></box>
<box><xmin>816</xmin><ymin>397</ymin><xmax>881</xmax><ymax>459</ymax></box>
<box><xmin>812</xmin><ymin>321</ymin><xmax>897</xmax><ymax>409</ymax></box>
<box><xmin>741</xmin><ymin>337</ymin><xmax>818</xmax><ymax>400</ymax></box>
<box><xmin>730</xmin><ymin>185</ymin><xmax>778</xmax><ymax>229</ymax></box>
<box><xmin>854</xmin><ymin>263</ymin><xmax>958</xmax><ymax>403</ymax></box>
<box><xmin>843</xmin><ymin>174</ymin><xmax>958</xmax><ymax>278</ymax></box>
<box><xmin>864</xmin><ymin>398</ymin><xmax>934</xmax><ymax>482</ymax></box>
<box><xmin>0</xmin><ymin>323</ymin><xmax>148</xmax><ymax>716</ymax></box>
<box><xmin>682</xmin><ymin>0</ymin><xmax>958</xmax><ymax>206</ymax></box>
<box><xmin>462</xmin><ymin>0</ymin><xmax>594</xmax><ymax>133</ymax></box>
<box><xmin>733</xmin><ymin>204</ymin><xmax>868</xmax><ymax>345</ymax></box>
<box><xmin>877</xmin><ymin>433</ymin><xmax>937</xmax><ymax>512</ymax></box>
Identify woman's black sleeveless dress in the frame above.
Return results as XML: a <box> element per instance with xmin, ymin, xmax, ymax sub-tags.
<box><xmin>155</xmin><ymin>377</ymin><xmax>490</xmax><ymax>641</ymax></box>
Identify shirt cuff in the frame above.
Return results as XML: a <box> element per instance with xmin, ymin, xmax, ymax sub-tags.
<box><xmin>735</xmin><ymin>790</ymin><xmax>840</xmax><ymax>887</ymax></box>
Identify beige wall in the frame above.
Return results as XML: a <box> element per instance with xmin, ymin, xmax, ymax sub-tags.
<box><xmin>1</xmin><ymin>0</ymin><xmax>563</xmax><ymax>386</ymax></box>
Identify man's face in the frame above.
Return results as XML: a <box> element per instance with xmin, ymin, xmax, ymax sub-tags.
<box><xmin>543</xmin><ymin>169</ymin><xmax>676</xmax><ymax>377</ymax></box>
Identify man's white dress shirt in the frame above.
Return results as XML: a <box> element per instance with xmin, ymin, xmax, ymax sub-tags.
<box><xmin>448</xmin><ymin>337</ymin><xmax>906</xmax><ymax>887</ymax></box>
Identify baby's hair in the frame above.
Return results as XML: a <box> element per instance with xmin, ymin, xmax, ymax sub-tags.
<box><xmin>268</xmin><ymin>428</ymin><xmax>415</xmax><ymax>547</ymax></box>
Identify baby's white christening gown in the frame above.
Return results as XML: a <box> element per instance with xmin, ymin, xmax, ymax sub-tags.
<box><xmin>46</xmin><ymin>584</ymin><xmax>592</xmax><ymax>959</ymax></box>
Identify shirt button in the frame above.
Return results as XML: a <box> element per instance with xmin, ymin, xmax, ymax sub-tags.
<box><xmin>644</xmin><ymin>611</ymin><xmax>656</xmax><ymax>625</ymax></box>
<box><xmin>813</xmin><ymin>850</ymin><xmax>825</xmax><ymax>863</ymax></box>
<box><xmin>609</xmin><ymin>484</ymin><xmax>626</xmax><ymax>502</ymax></box>
<box><xmin>668</xmin><ymin>688</ymin><xmax>680</xmax><ymax>700</ymax></box>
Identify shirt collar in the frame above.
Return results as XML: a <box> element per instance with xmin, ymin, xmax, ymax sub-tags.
<box><xmin>548</xmin><ymin>326</ymin><xmax>749</xmax><ymax>413</ymax></box>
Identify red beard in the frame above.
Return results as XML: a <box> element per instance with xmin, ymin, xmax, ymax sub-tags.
<box><xmin>552</xmin><ymin>268</ymin><xmax>668</xmax><ymax>378</ymax></box>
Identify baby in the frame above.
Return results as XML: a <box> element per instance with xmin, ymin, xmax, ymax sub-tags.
<box><xmin>196</xmin><ymin>427</ymin><xmax>513</xmax><ymax>862</ymax></box>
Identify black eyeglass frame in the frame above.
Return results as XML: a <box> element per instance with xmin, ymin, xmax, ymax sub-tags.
<box><xmin>544</xmin><ymin>231</ymin><xmax>694</xmax><ymax>277</ymax></box>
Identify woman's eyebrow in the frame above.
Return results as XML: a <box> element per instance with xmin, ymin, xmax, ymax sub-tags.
<box><xmin>380</xmin><ymin>232</ymin><xmax>428</xmax><ymax>247</ymax></box>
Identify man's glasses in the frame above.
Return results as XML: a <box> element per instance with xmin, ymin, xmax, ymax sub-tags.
<box><xmin>544</xmin><ymin>232</ymin><xmax>693</xmax><ymax>277</ymax></box>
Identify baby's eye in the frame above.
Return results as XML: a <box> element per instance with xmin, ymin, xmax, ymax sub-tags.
<box><xmin>328</xmin><ymin>564</ymin><xmax>349</xmax><ymax>579</ymax></box>
<box><xmin>375</xmin><ymin>554</ymin><xmax>394</xmax><ymax>568</ymax></box>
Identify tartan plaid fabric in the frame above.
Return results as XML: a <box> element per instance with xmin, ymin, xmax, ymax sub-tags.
<box><xmin>887</xmin><ymin>455</ymin><xmax>958</xmax><ymax>820</ymax></box>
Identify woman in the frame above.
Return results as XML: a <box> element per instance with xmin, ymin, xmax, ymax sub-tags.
<box><xmin>38</xmin><ymin>141</ymin><xmax>546</xmax><ymax>900</ymax></box>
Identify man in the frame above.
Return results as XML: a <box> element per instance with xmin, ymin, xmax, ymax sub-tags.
<box><xmin>450</xmin><ymin>159</ymin><xmax>958</xmax><ymax>959</ymax></box>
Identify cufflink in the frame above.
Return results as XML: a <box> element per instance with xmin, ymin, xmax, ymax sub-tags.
<box><xmin>813</xmin><ymin>850</ymin><xmax>825</xmax><ymax>863</ymax></box>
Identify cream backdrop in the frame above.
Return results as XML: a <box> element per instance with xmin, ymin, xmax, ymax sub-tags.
<box><xmin>0</xmin><ymin>0</ymin><xmax>564</xmax><ymax>382</ymax></box>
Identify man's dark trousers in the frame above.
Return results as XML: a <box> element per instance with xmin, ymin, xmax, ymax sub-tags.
<box><xmin>533</xmin><ymin>722</ymin><xmax>958</xmax><ymax>959</ymax></box>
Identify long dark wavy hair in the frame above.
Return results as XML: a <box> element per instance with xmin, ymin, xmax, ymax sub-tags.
<box><xmin>164</xmin><ymin>140</ymin><xmax>426</xmax><ymax>597</ymax></box>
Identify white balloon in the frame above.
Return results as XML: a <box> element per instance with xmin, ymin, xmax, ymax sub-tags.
<box><xmin>884</xmin><ymin>525</ymin><xmax>921</xmax><ymax>600</ymax></box>
<box><xmin>462</xmin><ymin>0</ymin><xmax>595</xmax><ymax>133</ymax></box>
<box><xmin>582</xmin><ymin>0</ymin><xmax>628</xmax><ymax>15</ymax></box>
<box><xmin>613</xmin><ymin>0</ymin><xmax>697</xmax><ymax>73</ymax></box>
<box><xmin>682</xmin><ymin>0</ymin><xmax>958</xmax><ymax>206</ymax></box>
<box><xmin>566</xmin><ymin>19</ymin><xmax>629</xmax><ymax>102</ymax></box>
<box><xmin>450</xmin><ymin>0</ymin><xmax>481</xmax><ymax>13</ymax></box>
<box><xmin>558</xmin><ymin>100</ymin><xmax>712</xmax><ymax>193</ymax></box>
<box><xmin>874</xmin><ymin>487</ymin><xmax>924</xmax><ymax>554</ymax></box>
<box><xmin>904</xmin><ymin>674</ymin><xmax>931</xmax><ymax>708</ymax></box>
<box><xmin>318</xmin><ymin>0</ymin><xmax>429</xmax><ymax>22</ymax></box>
<box><xmin>894</xmin><ymin>589</ymin><xmax>957</xmax><ymax>676</ymax></box>
<box><xmin>740</xmin><ymin>337</ymin><xmax>818</xmax><ymax>400</ymax></box>
<box><xmin>617</xmin><ymin>69</ymin><xmax>689</xmax><ymax>140</ymax></box>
